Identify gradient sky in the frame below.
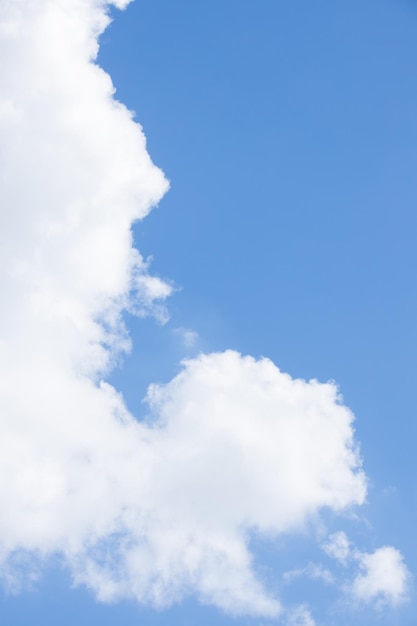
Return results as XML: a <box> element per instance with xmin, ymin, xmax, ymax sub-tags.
<box><xmin>1</xmin><ymin>1</ymin><xmax>417</xmax><ymax>625</ymax></box>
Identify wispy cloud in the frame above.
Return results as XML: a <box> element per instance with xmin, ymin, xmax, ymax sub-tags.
<box><xmin>284</xmin><ymin>562</ymin><xmax>334</xmax><ymax>585</ymax></box>
<box><xmin>285</xmin><ymin>605</ymin><xmax>316</xmax><ymax>626</ymax></box>
<box><xmin>173</xmin><ymin>327</ymin><xmax>199</xmax><ymax>349</ymax></box>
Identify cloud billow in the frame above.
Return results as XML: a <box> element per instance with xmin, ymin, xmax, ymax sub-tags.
<box><xmin>0</xmin><ymin>0</ymin><xmax>405</xmax><ymax>620</ymax></box>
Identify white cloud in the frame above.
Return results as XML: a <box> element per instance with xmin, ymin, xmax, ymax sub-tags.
<box><xmin>284</xmin><ymin>562</ymin><xmax>334</xmax><ymax>585</ymax></box>
<box><xmin>6</xmin><ymin>349</ymin><xmax>363</xmax><ymax>617</ymax></box>
<box><xmin>350</xmin><ymin>546</ymin><xmax>410</xmax><ymax>607</ymax></box>
<box><xmin>0</xmin><ymin>0</ymin><xmax>400</xmax><ymax>620</ymax></box>
<box><xmin>322</xmin><ymin>532</ymin><xmax>410</xmax><ymax>608</ymax></box>
<box><xmin>0</xmin><ymin>0</ymin><xmax>170</xmax><ymax>378</ymax></box>
<box><xmin>145</xmin><ymin>352</ymin><xmax>366</xmax><ymax>534</ymax></box>
<box><xmin>286</xmin><ymin>605</ymin><xmax>316</xmax><ymax>626</ymax></box>
<box><xmin>322</xmin><ymin>531</ymin><xmax>351</xmax><ymax>565</ymax></box>
<box><xmin>174</xmin><ymin>327</ymin><xmax>199</xmax><ymax>349</ymax></box>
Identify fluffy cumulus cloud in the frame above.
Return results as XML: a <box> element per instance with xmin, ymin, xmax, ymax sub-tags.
<box><xmin>350</xmin><ymin>546</ymin><xmax>410</xmax><ymax>607</ymax></box>
<box><xmin>0</xmin><ymin>0</ymin><xmax>402</xmax><ymax>620</ymax></box>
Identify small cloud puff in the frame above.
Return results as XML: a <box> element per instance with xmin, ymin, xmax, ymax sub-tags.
<box><xmin>173</xmin><ymin>327</ymin><xmax>199</xmax><ymax>349</ymax></box>
<box><xmin>322</xmin><ymin>531</ymin><xmax>410</xmax><ymax>609</ymax></box>
<box><xmin>322</xmin><ymin>531</ymin><xmax>351</xmax><ymax>565</ymax></box>
<box><xmin>286</xmin><ymin>605</ymin><xmax>316</xmax><ymax>626</ymax></box>
<box><xmin>350</xmin><ymin>546</ymin><xmax>410</xmax><ymax>607</ymax></box>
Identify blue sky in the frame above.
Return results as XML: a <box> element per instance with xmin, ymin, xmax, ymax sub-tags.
<box><xmin>0</xmin><ymin>0</ymin><xmax>416</xmax><ymax>624</ymax></box>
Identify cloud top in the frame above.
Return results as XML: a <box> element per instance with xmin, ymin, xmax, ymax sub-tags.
<box><xmin>0</xmin><ymin>346</ymin><xmax>367</xmax><ymax>615</ymax></box>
